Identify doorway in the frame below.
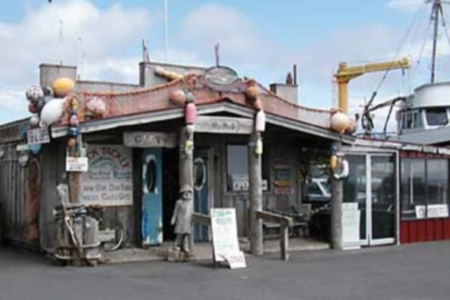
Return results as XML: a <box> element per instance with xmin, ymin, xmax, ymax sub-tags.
<box><xmin>343</xmin><ymin>153</ymin><xmax>397</xmax><ymax>247</ymax></box>
<box><xmin>193</xmin><ymin>149</ymin><xmax>212</xmax><ymax>242</ymax></box>
<box><xmin>141</xmin><ymin>148</ymin><xmax>163</xmax><ymax>246</ymax></box>
<box><xmin>162</xmin><ymin>148</ymin><xmax>179</xmax><ymax>241</ymax></box>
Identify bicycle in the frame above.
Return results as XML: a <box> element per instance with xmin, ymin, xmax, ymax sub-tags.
<box><xmin>85</xmin><ymin>205</ymin><xmax>125</xmax><ymax>252</ymax></box>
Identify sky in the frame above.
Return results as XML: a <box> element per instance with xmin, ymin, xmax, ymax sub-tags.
<box><xmin>0</xmin><ymin>0</ymin><xmax>449</xmax><ymax>132</ymax></box>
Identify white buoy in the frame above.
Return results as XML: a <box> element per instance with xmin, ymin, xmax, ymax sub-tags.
<box><xmin>39</xmin><ymin>99</ymin><xmax>66</xmax><ymax>127</ymax></box>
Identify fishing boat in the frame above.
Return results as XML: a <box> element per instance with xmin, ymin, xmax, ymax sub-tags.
<box><xmin>362</xmin><ymin>0</ymin><xmax>450</xmax><ymax>146</ymax></box>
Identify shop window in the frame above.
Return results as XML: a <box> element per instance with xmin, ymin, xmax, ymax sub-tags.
<box><xmin>426</xmin><ymin>108</ymin><xmax>448</xmax><ymax>126</ymax></box>
<box><xmin>226</xmin><ymin>145</ymin><xmax>270</xmax><ymax>192</ymax></box>
<box><xmin>306</xmin><ymin>181</ymin><xmax>322</xmax><ymax>195</ymax></box>
<box><xmin>426</xmin><ymin>159</ymin><xmax>448</xmax><ymax>206</ymax></box>
<box><xmin>401</xmin><ymin>158</ymin><xmax>449</xmax><ymax>220</ymax></box>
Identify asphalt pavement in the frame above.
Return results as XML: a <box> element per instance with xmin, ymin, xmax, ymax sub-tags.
<box><xmin>1</xmin><ymin>241</ymin><xmax>450</xmax><ymax>300</ymax></box>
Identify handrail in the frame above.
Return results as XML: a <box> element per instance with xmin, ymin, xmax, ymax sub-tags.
<box><xmin>256</xmin><ymin>210</ymin><xmax>292</xmax><ymax>261</ymax></box>
<box><xmin>256</xmin><ymin>210</ymin><xmax>293</xmax><ymax>227</ymax></box>
<box><xmin>191</xmin><ymin>212</ymin><xmax>211</xmax><ymax>225</ymax></box>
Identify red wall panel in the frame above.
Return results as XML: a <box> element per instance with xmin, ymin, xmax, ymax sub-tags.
<box><xmin>409</xmin><ymin>221</ymin><xmax>418</xmax><ymax>243</ymax></box>
<box><xmin>444</xmin><ymin>220</ymin><xmax>450</xmax><ymax>240</ymax></box>
<box><xmin>401</xmin><ymin>222</ymin><xmax>409</xmax><ymax>244</ymax></box>
<box><xmin>435</xmin><ymin>219</ymin><xmax>444</xmax><ymax>240</ymax></box>
<box><xmin>417</xmin><ymin>220</ymin><xmax>427</xmax><ymax>242</ymax></box>
<box><xmin>426</xmin><ymin>220</ymin><xmax>435</xmax><ymax>241</ymax></box>
<box><xmin>401</xmin><ymin>218</ymin><xmax>450</xmax><ymax>244</ymax></box>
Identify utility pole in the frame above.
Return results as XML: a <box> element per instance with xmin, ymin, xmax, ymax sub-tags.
<box><xmin>430</xmin><ymin>0</ymin><xmax>444</xmax><ymax>84</ymax></box>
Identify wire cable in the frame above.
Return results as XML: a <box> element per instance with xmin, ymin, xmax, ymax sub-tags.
<box><xmin>369</xmin><ymin>1</ymin><xmax>428</xmax><ymax>108</ymax></box>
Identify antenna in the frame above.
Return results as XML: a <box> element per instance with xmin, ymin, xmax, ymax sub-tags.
<box><xmin>58</xmin><ymin>18</ymin><xmax>63</xmax><ymax>65</ymax></box>
<box><xmin>215</xmin><ymin>43</ymin><xmax>220</xmax><ymax>66</ymax></box>
<box><xmin>77</xmin><ymin>36</ymin><xmax>85</xmax><ymax>80</ymax></box>
<box><xmin>164</xmin><ymin>0</ymin><xmax>168</xmax><ymax>63</ymax></box>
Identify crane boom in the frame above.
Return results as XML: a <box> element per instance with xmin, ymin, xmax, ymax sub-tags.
<box><xmin>334</xmin><ymin>57</ymin><xmax>410</xmax><ymax>113</ymax></box>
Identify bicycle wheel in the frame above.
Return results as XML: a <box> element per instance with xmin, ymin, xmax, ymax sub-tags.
<box><xmin>101</xmin><ymin>219</ymin><xmax>124</xmax><ymax>252</ymax></box>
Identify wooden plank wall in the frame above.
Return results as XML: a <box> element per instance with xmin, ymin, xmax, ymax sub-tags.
<box><xmin>0</xmin><ymin>143</ymin><xmax>32</xmax><ymax>248</ymax></box>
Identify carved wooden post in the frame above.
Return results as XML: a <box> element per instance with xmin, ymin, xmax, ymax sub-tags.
<box><xmin>179</xmin><ymin>100</ymin><xmax>196</xmax><ymax>257</ymax></box>
<box><xmin>249</xmin><ymin>132</ymin><xmax>263</xmax><ymax>256</ymax></box>
<box><xmin>331</xmin><ymin>141</ymin><xmax>344</xmax><ymax>250</ymax></box>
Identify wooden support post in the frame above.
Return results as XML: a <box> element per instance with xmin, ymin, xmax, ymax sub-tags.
<box><xmin>280</xmin><ymin>225</ymin><xmax>289</xmax><ymax>261</ymax></box>
<box><xmin>331</xmin><ymin>141</ymin><xmax>343</xmax><ymax>250</ymax></box>
<box><xmin>249</xmin><ymin>133</ymin><xmax>263</xmax><ymax>256</ymax></box>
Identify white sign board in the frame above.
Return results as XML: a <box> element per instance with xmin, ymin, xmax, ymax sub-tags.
<box><xmin>342</xmin><ymin>203</ymin><xmax>361</xmax><ymax>250</ymax></box>
<box><xmin>66</xmin><ymin>157</ymin><xmax>89</xmax><ymax>172</ymax></box>
<box><xmin>123</xmin><ymin>132</ymin><xmax>177</xmax><ymax>148</ymax></box>
<box><xmin>415</xmin><ymin>204</ymin><xmax>449</xmax><ymax>219</ymax></box>
<box><xmin>195</xmin><ymin>116</ymin><xmax>253</xmax><ymax>134</ymax></box>
<box><xmin>80</xmin><ymin>145</ymin><xmax>133</xmax><ymax>206</ymax></box>
<box><xmin>232</xmin><ymin>174</ymin><xmax>268</xmax><ymax>192</ymax></box>
<box><xmin>210</xmin><ymin>208</ymin><xmax>246</xmax><ymax>269</ymax></box>
<box><xmin>27</xmin><ymin>128</ymin><xmax>50</xmax><ymax>145</ymax></box>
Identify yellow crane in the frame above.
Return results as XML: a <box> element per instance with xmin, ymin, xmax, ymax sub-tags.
<box><xmin>334</xmin><ymin>58</ymin><xmax>411</xmax><ymax>113</ymax></box>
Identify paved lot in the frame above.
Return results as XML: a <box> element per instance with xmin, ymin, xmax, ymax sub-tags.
<box><xmin>1</xmin><ymin>242</ymin><xmax>450</xmax><ymax>300</ymax></box>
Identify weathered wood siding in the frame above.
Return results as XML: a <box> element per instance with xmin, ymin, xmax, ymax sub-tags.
<box><xmin>39</xmin><ymin>140</ymin><xmax>66</xmax><ymax>252</ymax></box>
<box><xmin>0</xmin><ymin>120</ymin><xmax>37</xmax><ymax>248</ymax></box>
<box><xmin>196</xmin><ymin>133</ymin><xmax>304</xmax><ymax>237</ymax></box>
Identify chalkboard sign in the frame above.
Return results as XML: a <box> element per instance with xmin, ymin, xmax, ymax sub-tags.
<box><xmin>210</xmin><ymin>208</ymin><xmax>246</xmax><ymax>269</ymax></box>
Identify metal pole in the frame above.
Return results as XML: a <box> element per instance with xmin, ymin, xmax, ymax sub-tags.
<box><xmin>431</xmin><ymin>0</ymin><xmax>441</xmax><ymax>83</ymax></box>
<box><xmin>164</xmin><ymin>0</ymin><xmax>168</xmax><ymax>63</ymax></box>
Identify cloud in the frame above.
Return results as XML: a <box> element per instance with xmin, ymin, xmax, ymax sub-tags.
<box><xmin>179</xmin><ymin>4</ymin><xmax>283</xmax><ymax>69</ymax></box>
<box><xmin>0</xmin><ymin>0</ymin><xmax>153</xmax><ymax>86</ymax></box>
<box><xmin>0</xmin><ymin>0</ymin><xmax>159</xmax><ymax>124</ymax></box>
<box><xmin>387</xmin><ymin>0</ymin><xmax>424</xmax><ymax>11</ymax></box>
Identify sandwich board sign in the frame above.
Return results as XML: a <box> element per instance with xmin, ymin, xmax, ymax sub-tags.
<box><xmin>210</xmin><ymin>208</ymin><xmax>246</xmax><ymax>269</ymax></box>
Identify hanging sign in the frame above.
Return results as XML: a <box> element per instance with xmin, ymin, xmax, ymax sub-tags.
<box><xmin>80</xmin><ymin>145</ymin><xmax>133</xmax><ymax>206</ymax></box>
<box><xmin>200</xmin><ymin>66</ymin><xmax>245</xmax><ymax>92</ymax></box>
<box><xmin>210</xmin><ymin>208</ymin><xmax>247</xmax><ymax>269</ymax></box>
<box><xmin>27</xmin><ymin>128</ymin><xmax>50</xmax><ymax>145</ymax></box>
<box><xmin>232</xmin><ymin>174</ymin><xmax>268</xmax><ymax>191</ymax></box>
<box><xmin>123</xmin><ymin>132</ymin><xmax>177</xmax><ymax>148</ymax></box>
<box><xmin>66</xmin><ymin>157</ymin><xmax>89</xmax><ymax>172</ymax></box>
<box><xmin>195</xmin><ymin>116</ymin><xmax>253</xmax><ymax>134</ymax></box>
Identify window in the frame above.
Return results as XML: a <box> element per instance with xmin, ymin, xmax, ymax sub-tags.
<box><xmin>426</xmin><ymin>108</ymin><xmax>447</xmax><ymax>126</ymax></box>
<box><xmin>194</xmin><ymin>158</ymin><xmax>206</xmax><ymax>191</ymax></box>
<box><xmin>145</xmin><ymin>159</ymin><xmax>157</xmax><ymax>193</ymax></box>
<box><xmin>307</xmin><ymin>182</ymin><xmax>322</xmax><ymax>195</ymax></box>
<box><xmin>226</xmin><ymin>145</ymin><xmax>270</xmax><ymax>192</ymax></box>
<box><xmin>401</xmin><ymin>158</ymin><xmax>449</xmax><ymax>220</ymax></box>
<box><xmin>412</xmin><ymin>111</ymin><xmax>423</xmax><ymax>129</ymax></box>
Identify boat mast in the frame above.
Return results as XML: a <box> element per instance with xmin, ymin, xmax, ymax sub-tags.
<box><xmin>431</xmin><ymin>0</ymin><xmax>443</xmax><ymax>83</ymax></box>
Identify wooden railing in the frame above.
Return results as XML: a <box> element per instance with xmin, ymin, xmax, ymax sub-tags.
<box><xmin>256</xmin><ymin>210</ymin><xmax>293</xmax><ymax>261</ymax></box>
<box><xmin>191</xmin><ymin>212</ymin><xmax>211</xmax><ymax>225</ymax></box>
